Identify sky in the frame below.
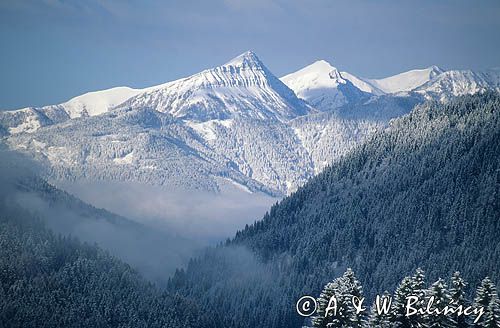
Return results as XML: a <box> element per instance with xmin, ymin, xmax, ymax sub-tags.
<box><xmin>1</xmin><ymin>0</ymin><xmax>499</xmax><ymax>109</ymax></box>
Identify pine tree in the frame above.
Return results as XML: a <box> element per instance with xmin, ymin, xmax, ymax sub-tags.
<box><xmin>450</xmin><ymin>271</ymin><xmax>469</xmax><ymax>328</ymax></box>
<box><xmin>425</xmin><ymin>279</ymin><xmax>455</xmax><ymax>328</ymax></box>
<box><xmin>312</xmin><ymin>268</ymin><xmax>367</xmax><ymax>328</ymax></box>
<box><xmin>313</xmin><ymin>278</ymin><xmax>342</xmax><ymax>328</ymax></box>
<box><xmin>412</xmin><ymin>268</ymin><xmax>426</xmax><ymax>299</ymax></box>
<box><xmin>368</xmin><ymin>291</ymin><xmax>392</xmax><ymax>328</ymax></box>
<box><xmin>390</xmin><ymin>276</ymin><xmax>414</xmax><ymax>328</ymax></box>
<box><xmin>473</xmin><ymin>277</ymin><xmax>500</xmax><ymax>328</ymax></box>
<box><xmin>342</xmin><ymin>268</ymin><xmax>367</xmax><ymax>327</ymax></box>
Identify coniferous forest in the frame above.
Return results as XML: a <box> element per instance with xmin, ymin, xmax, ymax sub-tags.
<box><xmin>0</xmin><ymin>92</ymin><xmax>499</xmax><ymax>327</ymax></box>
<box><xmin>0</xmin><ymin>203</ymin><xmax>216</xmax><ymax>328</ymax></box>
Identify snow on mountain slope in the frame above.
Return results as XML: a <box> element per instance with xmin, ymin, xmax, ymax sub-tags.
<box><xmin>414</xmin><ymin>69</ymin><xmax>500</xmax><ymax>101</ymax></box>
<box><xmin>61</xmin><ymin>86</ymin><xmax>142</xmax><ymax>117</ymax></box>
<box><xmin>290</xmin><ymin>112</ymin><xmax>384</xmax><ymax>173</ymax></box>
<box><xmin>280</xmin><ymin>60</ymin><xmax>368</xmax><ymax>112</ymax></box>
<box><xmin>5</xmin><ymin>106</ymin><xmax>279</xmax><ymax>195</ymax></box>
<box><xmin>0</xmin><ymin>106</ymin><xmax>70</xmax><ymax>135</ymax></box>
<box><xmin>339</xmin><ymin>71</ymin><xmax>385</xmax><ymax>95</ymax></box>
<box><xmin>5</xmin><ymin>104</ymin><xmax>383</xmax><ymax>195</ymax></box>
<box><xmin>3</xmin><ymin>51</ymin><xmax>499</xmax><ymax>197</ymax></box>
<box><xmin>120</xmin><ymin>51</ymin><xmax>313</xmax><ymax>122</ymax></box>
<box><xmin>284</xmin><ymin>60</ymin><xmax>499</xmax><ymax>107</ymax></box>
<box><xmin>362</xmin><ymin>66</ymin><xmax>444</xmax><ymax>94</ymax></box>
<box><xmin>206</xmin><ymin>118</ymin><xmax>315</xmax><ymax>193</ymax></box>
<box><xmin>0</xmin><ymin>86</ymin><xmax>142</xmax><ymax>134</ymax></box>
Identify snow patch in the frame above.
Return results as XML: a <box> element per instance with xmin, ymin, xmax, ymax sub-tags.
<box><xmin>8</xmin><ymin>112</ymin><xmax>42</xmax><ymax>134</ymax></box>
<box><xmin>363</xmin><ymin>66</ymin><xmax>444</xmax><ymax>94</ymax></box>
<box><xmin>186</xmin><ymin>121</ymin><xmax>218</xmax><ymax>141</ymax></box>
<box><xmin>113</xmin><ymin>152</ymin><xmax>134</xmax><ymax>165</ymax></box>
<box><xmin>63</xmin><ymin>87</ymin><xmax>142</xmax><ymax>118</ymax></box>
<box><xmin>222</xmin><ymin>177</ymin><xmax>253</xmax><ymax>194</ymax></box>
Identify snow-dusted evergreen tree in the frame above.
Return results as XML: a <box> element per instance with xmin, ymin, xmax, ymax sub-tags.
<box><xmin>389</xmin><ymin>268</ymin><xmax>428</xmax><ymax>327</ymax></box>
<box><xmin>473</xmin><ymin>278</ymin><xmax>500</xmax><ymax>328</ymax></box>
<box><xmin>312</xmin><ymin>268</ymin><xmax>366</xmax><ymax>328</ymax></box>
<box><xmin>368</xmin><ymin>291</ymin><xmax>392</xmax><ymax>328</ymax></box>
<box><xmin>450</xmin><ymin>271</ymin><xmax>469</xmax><ymax>327</ymax></box>
<box><xmin>425</xmin><ymin>279</ymin><xmax>455</xmax><ymax>327</ymax></box>
<box><xmin>313</xmin><ymin>277</ymin><xmax>343</xmax><ymax>328</ymax></box>
<box><xmin>342</xmin><ymin>268</ymin><xmax>367</xmax><ymax>327</ymax></box>
<box><xmin>412</xmin><ymin>268</ymin><xmax>426</xmax><ymax>299</ymax></box>
<box><xmin>391</xmin><ymin>276</ymin><xmax>414</xmax><ymax>328</ymax></box>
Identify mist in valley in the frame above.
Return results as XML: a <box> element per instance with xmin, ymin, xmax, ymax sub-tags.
<box><xmin>0</xmin><ymin>148</ymin><xmax>278</xmax><ymax>285</ymax></box>
<box><xmin>56</xmin><ymin>179</ymin><xmax>279</xmax><ymax>243</ymax></box>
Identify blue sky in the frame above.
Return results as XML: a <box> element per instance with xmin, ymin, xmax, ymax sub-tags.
<box><xmin>1</xmin><ymin>0</ymin><xmax>499</xmax><ymax>109</ymax></box>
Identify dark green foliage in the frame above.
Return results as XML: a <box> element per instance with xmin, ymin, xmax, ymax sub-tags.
<box><xmin>451</xmin><ymin>272</ymin><xmax>469</xmax><ymax>328</ymax></box>
<box><xmin>312</xmin><ymin>268</ymin><xmax>366</xmax><ymax>328</ymax></box>
<box><xmin>0</xmin><ymin>204</ymin><xmax>215</xmax><ymax>328</ymax></box>
<box><xmin>171</xmin><ymin>93</ymin><xmax>500</xmax><ymax>328</ymax></box>
<box><xmin>425</xmin><ymin>279</ymin><xmax>455</xmax><ymax>327</ymax></box>
<box><xmin>368</xmin><ymin>291</ymin><xmax>392</xmax><ymax>328</ymax></box>
<box><xmin>473</xmin><ymin>278</ymin><xmax>500</xmax><ymax>327</ymax></box>
<box><xmin>391</xmin><ymin>276</ymin><xmax>416</xmax><ymax>327</ymax></box>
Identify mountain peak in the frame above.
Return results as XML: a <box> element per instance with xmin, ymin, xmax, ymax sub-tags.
<box><xmin>428</xmin><ymin>65</ymin><xmax>445</xmax><ymax>77</ymax></box>
<box><xmin>112</xmin><ymin>50</ymin><xmax>311</xmax><ymax>122</ymax></box>
<box><xmin>309</xmin><ymin>59</ymin><xmax>338</xmax><ymax>72</ymax></box>
<box><xmin>280</xmin><ymin>59</ymin><xmax>369</xmax><ymax>112</ymax></box>
<box><xmin>224</xmin><ymin>51</ymin><xmax>263</xmax><ymax>68</ymax></box>
<box><xmin>281</xmin><ymin>59</ymin><xmax>347</xmax><ymax>87</ymax></box>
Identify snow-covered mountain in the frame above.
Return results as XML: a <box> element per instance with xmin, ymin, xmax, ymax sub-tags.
<box><xmin>1</xmin><ymin>51</ymin><xmax>311</xmax><ymax>135</ymax></box>
<box><xmin>281</xmin><ymin>60</ymin><xmax>500</xmax><ymax>110</ymax></box>
<box><xmin>0</xmin><ymin>87</ymin><xmax>143</xmax><ymax>135</ymax></box>
<box><xmin>1</xmin><ymin>51</ymin><xmax>499</xmax><ymax>198</ymax></box>
<box><xmin>60</xmin><ymin>86</ymin><xmax>143</xmax><ymax>117</ymax></box>
<box><xmin>120</xmin><ymin>51</ymin><xmax>312</xmax><ymax>122</ymax></box>
<box><xmin>360</xmin><ymin>66</ymin><xmax>444</xmax><ymax>94</ymax></box>
<box><xmin>280</xmin><ymin>61</ymin><xmax>446</xmax><ymax>109</ymax></box>
<box><xmin>412</xmin><ymin>69</ymin><xmax>499</xmax><ymax>101</ymax></box>
<box><xmin>1</xmin><ymin>52</ymin><xmax>385</xmax><ymax>196</ymax></box>
<box><xmin>281</xmin><ymin>60</ymin><xmax>369</xmax><ymax>112</ymax></box>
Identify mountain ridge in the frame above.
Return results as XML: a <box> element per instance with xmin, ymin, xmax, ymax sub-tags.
<box><xmin>118</xmin><ymin>51</ymin><xmax>313</xmax><ymax>122</ymax></box>
<box><xmin>1</xmin><ymin>51</ymin><xmax>499</xmax><ymax>198</ymax></box>
<box><xmin>281</xmin><ymin>59</ymin><xmax>500</xmax><ymax>110</ymax></box>
<box><xmin>3</xmin><ymin>52</ymin><xmax>499</xmax><ymax>135</ymax></box>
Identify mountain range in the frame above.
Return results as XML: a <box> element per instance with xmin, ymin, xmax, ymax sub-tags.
<box><xmin>1</xmin><ymin>51</ymin><xmax>499</xmax><ymax>199</ymax></box>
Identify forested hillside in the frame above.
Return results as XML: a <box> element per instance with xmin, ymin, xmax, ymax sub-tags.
<box><xmin>0</xmin><ymin>199</ymin><xmax>215</xmax><ymax>328</ymax></box>
<box><xmin>171</xmin><ymin>92</ymin><xmax>500</xmax><ymax>328</ymax></box>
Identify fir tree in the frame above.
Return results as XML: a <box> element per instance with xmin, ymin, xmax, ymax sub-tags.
<box><xmin>342</xmin><ymin>268</ymin><xmax>367</xmax><ymax>327</ymax></box>
<box><xmin>313</xmin><ymin>279</ymin><xmax>342</xmax><ymax>328</ymax></box>
<box><xmin>425</xmin><ymin>279</ymin><xmax>455</xmax><ymax>328</ymax></box>
<box><xmin>473</xmin><ymin>278</ymin><xmax>500</xmax><ymax>328</ymax></box>
<box><xmin>312</xmin><ymin>268</ymin><xmax>366</xmax><ymax>328</ymax></box>
<box><xmin>390</xmin><ymin>276</ymin><xmax>414</xmax><ymax>328</ymax></box>
<box><xmin>368</xmin><ymin>291</ymin><xmax>392</xmax><ymax>328</ymax></box>
<box><xmin>412</xmin><ymin>268</ymin><xmax>426</xmax><ymax>299</ymax></box>
<box><xmin>450</xmin><ymin>271</ymin><xmax>469</xmax><ymax>328</ymax></box>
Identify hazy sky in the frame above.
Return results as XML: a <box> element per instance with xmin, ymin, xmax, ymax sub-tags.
<box><xmin>1</xmin><ymin>0</ymin><xmax>499</xmax><ymax>109</ymax></box>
